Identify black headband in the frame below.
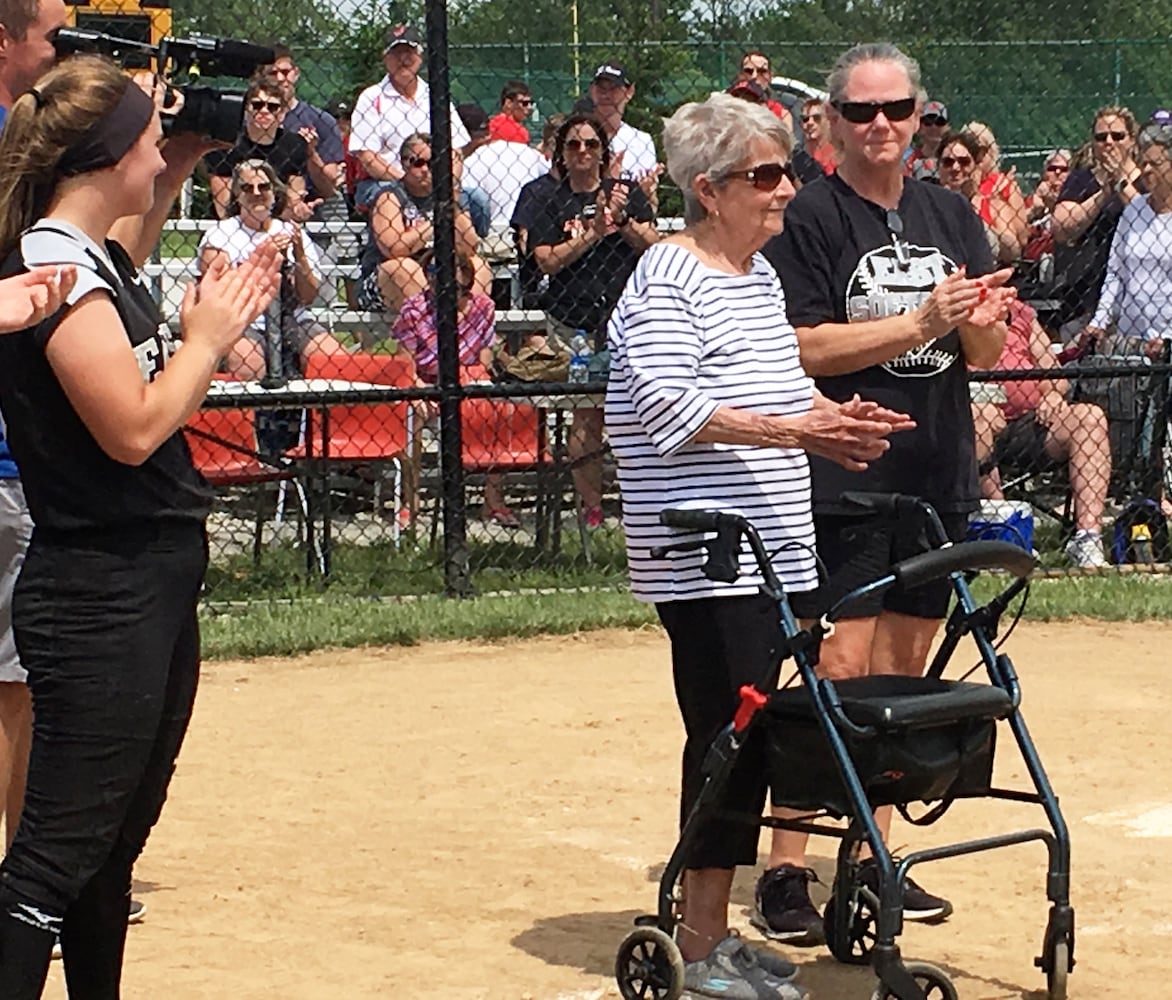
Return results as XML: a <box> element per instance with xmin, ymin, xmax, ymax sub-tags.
<box><xmin>57</xmin><ymin>81</ymin><xmax>156</xmax><ymax>178</ymax></box>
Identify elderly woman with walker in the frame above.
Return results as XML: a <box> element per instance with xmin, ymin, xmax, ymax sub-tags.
<box><xmin>606</xmin><ymin>92</ymin><xmax>914</xmax><ymax>1000</ymax></box>
<box><xmin>0</xmin><ymin>55</ymin><xmax>278</xmax><ymax>996</ymax></box>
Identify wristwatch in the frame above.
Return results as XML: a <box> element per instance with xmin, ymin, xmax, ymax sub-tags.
<box><xmin>1116</xmin><ymin>177</ymin><xmax>1131</xmax><ymax>194</ymax></box>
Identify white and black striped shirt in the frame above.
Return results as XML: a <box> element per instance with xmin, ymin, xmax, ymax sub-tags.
<box><xmin>605</xmin><ymin>241</ymin><xmax>818</xmax><ymax>603</ymax></box>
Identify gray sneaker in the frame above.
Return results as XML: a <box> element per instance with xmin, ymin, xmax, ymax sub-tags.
<box><xmin>683</xmin><ymin>934</ymin><xmax>809</xmax><ymax>999</ymax></box>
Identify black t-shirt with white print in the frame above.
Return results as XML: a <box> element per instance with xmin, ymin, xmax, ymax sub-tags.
<box><xmin>0</xmin><ymin>221</ymin><xmax>211</xmax><ymax>533</ymax></box>
<box><xmin>763</xmin><ymin>174</ymin><xmax>994</xmax><ymax>514</ymax></box>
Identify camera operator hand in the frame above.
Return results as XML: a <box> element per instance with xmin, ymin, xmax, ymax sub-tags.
<box><xmin>180</xmin><ymin>243</ymin><xmax>280</xmax><ymax>360</ymax></box>
<box><xmin>0</xmin><ymin>266</ymin><xmax>78</xmax><ymax>334</ymax></box>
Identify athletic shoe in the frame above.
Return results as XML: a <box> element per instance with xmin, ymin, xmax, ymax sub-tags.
<box><xmin>750</xmin><ymin>865</ymin><xmax>825</xmax><ymax>946</ymax></box>
<box><xmin>725</xmin><ymin>930</ymin><xmax>798</xmax><ymax>982</ymax></box>
<box><xmin>583</xmin><ymin>506</ymin><xmax>605</xmax><ymax>530</ymax></box>
<box><xmin>682</xmin><ymin>934</ymin><xmax>807</xmax><ymax>999</ymax></box>
<box><xmin>128</xmin><ymin>898</ymin><xmax>146</xmax><ymax>924</ymax></box>
<box><xmin>858</xmin><ymin>859</ymin><xmax>953</xmax><ymax>923</ymax></box>
<box><xmin>1064</xmin><ymin>530</ymin><xmax>1107</xmax><ymax>568</ymax></box>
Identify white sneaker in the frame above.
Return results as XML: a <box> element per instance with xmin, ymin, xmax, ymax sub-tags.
<box><xmin>1064</xmin><ymin>530</ymin><xmax>1107</xmax><ymax>568</ymax></box>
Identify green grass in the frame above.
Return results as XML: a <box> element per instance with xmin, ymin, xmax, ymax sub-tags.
<box><xmin>159</xmin><ymin>229</ymin><xmax>200</xmax><ymax>258</ymax></box>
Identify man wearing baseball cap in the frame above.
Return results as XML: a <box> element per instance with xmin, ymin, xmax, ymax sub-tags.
<box><xmin>905</xmin><ymin>98</ymin><xmax>949</xmax><ymax>181</ymax></box>
<box><xmin>350</xmin><ymin>24</ymin><xmax>473</xmax><ymax>213</ymax></box>
<box><xmin>587</xmin><ymin>62</ymin><xmax>660</xmax><ymax>200</ymax></box>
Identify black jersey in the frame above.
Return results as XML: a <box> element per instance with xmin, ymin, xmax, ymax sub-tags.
<box><xmin>764</xmin><ymin>174</ymin><xmax>994</xmax><ymax>514</ymax></box>
<box><xmin>0</xmin><ymin>221</ymin><xmax>211</xmax><ymax>533</ymax></box>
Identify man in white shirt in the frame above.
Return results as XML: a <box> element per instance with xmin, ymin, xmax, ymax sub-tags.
<box><xmin>458</xmin><ymin>103</ymin><xmax>547</xmax><ymax>255</ymax></box>
<box><xmin>350</xmin><ymin>24</ymin><xmax>473</xmax><ymax>213</ymax></box>
<box><xmin>587</xmin><ymin>62</ymin><xmax>661</xmax><ymax>204</ymax></box>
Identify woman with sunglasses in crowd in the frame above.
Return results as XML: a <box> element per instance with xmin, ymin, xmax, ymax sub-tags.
<box><xmin>1022</xmin><ymin>148</ymin><xmax>1073</xmax><ymax>264</ymax></box>
<box><xmin>1051</xmin><ymin>105</ymin><xmax>1142</xmax><ymax>339</ymax></box>
<box><xmin>0</xmin><ymin>56</ymin><xmax>278</xmax><ymax>994</ymax></box>
<box><xmin>529</xmin><ymin>113</ymin><xmax>658</xmax><ymax>528</ymax></box>
<box><xmin>607</xmin><ymin>91</ymin><xmax>909</xmax><ymax>1000</ymax></box>
<box><xmin>958</xmin><ymin>121</ymin><xmax>1029</xmax><ymax>264</ymax></box>
<box><xmin>204</xmin><ymin>71</ymin><xmax>317</xmax><ymax>223</ymax></box>
<box><xmin>198</xmin><ymin>159</ymin><xmax>343</xmax><ymax>379</ymax></box>
<box><xmin>937</xmin><ymin>129</ymin><xmax>1027</xmax><ymax>265</ymax></box>
<box><xmin>759</xmin><ymin>42</ymin><xmax>1014</xmax><ymax>946</ymax></box>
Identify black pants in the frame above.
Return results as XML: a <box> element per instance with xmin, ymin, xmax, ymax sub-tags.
<box><xmin>0</xmin><ymin>522</ymin><xmax>206</xmax><ymax>999</ymax></box>
<box><xmin>657</xmin><ymin>594</ymin><xmax>796</xmax><ymax>871</ymax></box>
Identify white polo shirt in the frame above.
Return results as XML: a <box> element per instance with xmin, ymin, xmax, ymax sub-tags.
<box><xmin>611</xmin><ymin>121</ymin><xmax>658</xmax><ymax>180</ymax></box>
<box><xmin>350</xmin><ymin>76</ymin><xmax>470</xmax><ymax>165</ymax></box>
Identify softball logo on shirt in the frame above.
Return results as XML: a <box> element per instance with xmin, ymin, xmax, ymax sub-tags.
<box><xmin>845</xmin><ymin>243</ymin><xmax>959</xmax><ymax>378</ymax></box>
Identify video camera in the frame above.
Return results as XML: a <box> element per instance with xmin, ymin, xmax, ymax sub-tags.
<box><xmin>53</xmin><ymin>28</ymin><xmax>275</xmax><ymax>143</ymax></box>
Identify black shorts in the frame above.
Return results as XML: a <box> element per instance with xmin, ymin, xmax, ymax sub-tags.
<box><xmin>808</xmin><ymin>509</ymin><xmax>971</xmax><ymax>621</ymax></box>
<box><xmin>983</xmin><ymin>412</ymin><xmax>1049</xmax><ymax>476</ymax></box>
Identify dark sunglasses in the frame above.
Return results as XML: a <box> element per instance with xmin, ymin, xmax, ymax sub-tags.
<box><xmin>833</xmin><ymin>97</ymin><xmax>917</xmax><ymax>124</ymax></box>
<box><xmin>940</xmin><ymin>155</ymin><xmax>972</xmax><ymax>168</ymax></box>
<box><xmin>406</xmin><ymin>155</ymin><xmax>431</xmax><ymax>168</ymax></box>
<box><xmin>1045</xmin><ymin>163</ymin><xmax>1069</xmax><ymax>173</ymax></box>
<box><xmin>514</xmin><ymin>97</ymin><xmax>534</xmax><ymax>106</ymax></box>
<box><xmin>249</xmin><ymin>99</ymin><xmax>282</xmax><ymax>113</ymax></box>
<box><xmin>723</xmin><ymin>161</ymin><xmax>796</xmax><ymax>190</ymax></box>
<box><xmin>1094</xmin><ymin>130</ymin><xmax>1128</xmax><ymax>142</ymax></box>
<box><xmin>566</xmin><ymin>137</ymin><xmax>602</xmax><ymax>152</ymax></box>
<box><xmin>239</xmin><ymin>181</ymin><xmax>272</xmax><ymax>194</ymax></box>
<box><xmin>800</xmin><ymin>113</ymin><xmax>822</xmax><ymax>123</ymax></box>
<box><xmin>741</xmin><ymin>66</ymin><xmax>771</xmax><ymax>76</ymax></box>
<box><xmin>920</xmin><ymin>114</ymin><xmax>947</xmax><ymax>127</ymax></box>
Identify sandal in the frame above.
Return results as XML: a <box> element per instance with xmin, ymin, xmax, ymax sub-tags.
<box><xmin>485</xmin><ymin>506</ymin><xmax>522</xmax><ymax>529</ymax></box>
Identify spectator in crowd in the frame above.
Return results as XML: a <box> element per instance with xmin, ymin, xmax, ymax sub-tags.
<box><xmin>961</xmin><ymin>121</ymin><xmax>1028</xmax><ymax>264</ymax></box>
<box><xmin>460</xmin><ymin>102</ymin><xmax>547</xmax><ymax>257</ymax></box>
<box><xmin>904</xmin><ymin>98</ymin><xmax>948</xmax><ymax>180</ymax></box>
<box><xmin>1080</xmin><ymin>122</ymin><xmax>1172</xmax><ymax>357</ymax></box>
<box><xmin>205</xmin><ymin>72</ymin><xmax>314</xmax><ymax>221</ymax></box>
<box><xmin>799</xmin><ymin>98</ymin><xmax>836</xmax><ymax>174</ymax></box>
<box><xmin>587</xmin><ymin>62</ymin><xmax>662</xmax><ymax>200</ymax></box>
<box><xmin>606</xmin><ymin>91</ymin><xmax>904</xmax><ymax>1000</ymax></box>
<box><xmin>511</xmin><ymin>115</ymin><xmax>565</xmax><ymax>307</ymax></box>
<box><xmin>489</xmin><ymin>80</ymin><xmax>533</xmax><ymax>144</ymax></box>
<box><xmin>390</xmin><ymin>250</ymin><xmax>517</xmax><ymax>528</ymax></box>
<box><xmin>1022</xmin><ymin>148</ymin><xmax>1072</xmax><ymax>263</ymax></box>
<box><xmin>349</xmin><ymin>24</ymin><xmax>472</xmax><ymax>214</ymax></box>
<box><xmin>728</xmin><ymin>81</ymin><xmax>822</xmax><ymax>184</ymax></box>
<box><xmin>199</xmin><ymin>160</ymin><xmax>344</xmax><ymax>378</ymax></box>
<box><xmin>973</xmin><ymin>300</ymin><xmax>1111</xmax><ymax>568</ymax></box>
<box><xmin>937</xmin><ymin>130</ymin><xmax>1026</xmax><ymax>265</ymax></box>
<box><xmin>530</xmin><ymin>113</ymin><xmax>659</xmax><ymax>527</ymax></box>
<box><xmin>267</xmin><ymin>44</ymin><xmax>343</xmax><ymax>207</ymax></box>
<box><xmin>736</xmin><ymin>49</ymin><xmax>794</xmax><ymax>130</ymax></box>
<box><xmin>357</xmin><ymin>133</ymin><xmax>487</xmax><ymax>319</ymax></box>
<box><xmin>1051</xmin><ymin>105</ymin><xmax>1142</xmax><ymax>338</ymax></box>
<box><xmin>761</xmin><ymin>42</ymin><xmax>1014</xmax><ymax>944</ymax></box>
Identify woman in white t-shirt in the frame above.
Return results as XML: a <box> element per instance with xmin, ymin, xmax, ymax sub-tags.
<box><xmin>199</xmin><ymin>159</ymin><xmax>343</xmax><ymax>377</ymax></box>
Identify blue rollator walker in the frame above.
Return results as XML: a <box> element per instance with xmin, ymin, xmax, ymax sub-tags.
<box><xmin>614</xmin><ymin>491</ymin><xmax>1074</xmax><ymax>1000</ymax></box>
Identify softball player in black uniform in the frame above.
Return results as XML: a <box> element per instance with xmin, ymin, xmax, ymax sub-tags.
<box><xmin>0</xmin><ymin>56</ymin><xmax>278</xmax><ymax>996</ymax></box>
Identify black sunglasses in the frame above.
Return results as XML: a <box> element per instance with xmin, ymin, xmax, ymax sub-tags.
<box><xmin>833</xmin><ymin>97</ymin><xmax>917</xmax><ymax>124</ymax></box>
<box><xmin>940</xmin><ymin>155</ymin><xmax>972</xmax><ymax>168</ymax></box>
<box><xmin>723</xmin><ymin>161</ymin><xmax>796</xmax><ymax>190</ymax></box>
<box><xmin>1093</xmin><ymin>130</ymin><xmax>1128</xmax><ymax>142</ymax></box>
<box><xmin>239</xmin><ymin>181</ymin><xmax>272</xmax><ymax>194</ymax></box>
<box><xmin>406</xmin><ymin>155</ymin><xmax>431</xmax><ymax>168</ymax></box>
<box><xmin>800</xmin><ymin>113</ymin><xmax>822</xmax><ymax>123</ymax></box>
<box><xmin>1045</xmin><ymin>163</ymin><xmax>1069</xmax><ymax>173</ymax></box>
<box><xmin>249</xmin><ymin>99</ymin><xmax>282</xmax><ymax>113</ymax></box>
<box><xmin>920</xmin><ymin>114</ymin><xmax>947</xmax><ymax>127</ymax></box>
<box><xmin>566</xmin><ymin>137</ymin><xmax>602</xmax><ymax>152</ymax></box>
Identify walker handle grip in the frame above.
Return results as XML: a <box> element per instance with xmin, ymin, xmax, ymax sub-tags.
<box><xmin>838</xmin><ymin>491</ymin><xmax>925</xmax><ymax>517</ymax></box>
<box><xmin>660</xmin><ymin>508</ymin><xmax>726</xmax><ymax>532</ymax></box>
<box><xmin>893</xmin><ymin>540</ymin><xmax>1037</xmax><ymax>590</ymax></box>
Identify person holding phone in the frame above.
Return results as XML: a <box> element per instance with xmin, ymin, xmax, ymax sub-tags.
<box><xmin>0</xmin><ymin>56</ymin><xmax>278</xmax><ymax>995</ymax></box>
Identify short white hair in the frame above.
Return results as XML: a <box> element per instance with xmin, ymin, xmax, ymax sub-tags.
<box><xmin>663</xmin><ymin>93</ymin><xmax>793</xmax><ymax>224</ymax></box>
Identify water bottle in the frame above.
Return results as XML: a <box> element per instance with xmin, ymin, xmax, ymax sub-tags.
<box><xmin>568</xmin><ymin>331</ymin><xmax>592</xmax><ymax>384</ymax></box>
<box><xmin>1131</xmin><ymin>523</ymin><xmax>1154</xmax><ymax>564</ymax></box>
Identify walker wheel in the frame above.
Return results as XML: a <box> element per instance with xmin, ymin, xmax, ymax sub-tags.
<box><xmin>823</xmin><ymin>887</ymin><xmax>877</xmax><ymax>965</ymax></box>
<box><xmin>1047</xmin><ymin>938</ymin><xmax>1070</xmax><ymax>1000</ymax></box>
<box><xmin>615</xmin><ymin>925</ymin><xmax>684</xmax><ymax>1000</ymax></box>
<box><xmin>870</xmin><ymin>961</ymin><xmax>958</xmax><ymax>1000</ymax></box>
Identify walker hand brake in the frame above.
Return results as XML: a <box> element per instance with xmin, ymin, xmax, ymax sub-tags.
<box><xmin>733</xmin><ymin>685</ymin><xmax>768</xmax><ymax>733</ymax></box>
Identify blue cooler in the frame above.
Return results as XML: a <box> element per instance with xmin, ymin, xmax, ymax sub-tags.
<box><xmin>967</xmin><ymin>500</ymin><xmax>1035</xmax><ymax>552</ymax></box>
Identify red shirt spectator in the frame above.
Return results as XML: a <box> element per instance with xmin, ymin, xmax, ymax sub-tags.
<box><xmin>489</xmin><ymin>113</ymin><xmax>529</xmax><ymax>144</ymax></box>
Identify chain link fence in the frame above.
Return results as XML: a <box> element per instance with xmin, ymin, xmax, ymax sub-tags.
<box><xmin>70</xmin><ymin>0</ymin><xmax>1172</xmax><ymax>596</ymax></box>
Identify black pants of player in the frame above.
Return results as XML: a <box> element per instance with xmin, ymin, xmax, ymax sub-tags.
<box><xmin>0</xmin><ymin>521</ymin><xmax>206</xmax><ymax>1000</ymax></box>
<box><xmin>657</xmin><ymin>591</ymin><xmax>817</xmax><ymax>871</ymax></box>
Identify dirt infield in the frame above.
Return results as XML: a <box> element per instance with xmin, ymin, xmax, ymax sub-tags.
<box><xmin>43</xmin><ymin>620</ymin><xmax>1168</xmax><ymax>999</ymax></box>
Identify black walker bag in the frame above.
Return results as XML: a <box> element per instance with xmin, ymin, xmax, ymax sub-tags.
<box><xmin>764</xmin><ymin>675</ymin><xmax>1009</xmax><ymax>818</ymax></box>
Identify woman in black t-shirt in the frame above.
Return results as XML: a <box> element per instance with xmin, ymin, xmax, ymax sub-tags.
<box><xmin>758</xmin><ymin>42</ymin><xmax>1016</xmax><ymax>944</ymax></box>
<box><xmin>0</xmin><ymin>57</ymin><xmax>278</xmax><ymax>996</ymax></box>
<box><xmin>529</xmin><ymin>113</ymin><xmax>658</xmax><ymax>524</ymax></box>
